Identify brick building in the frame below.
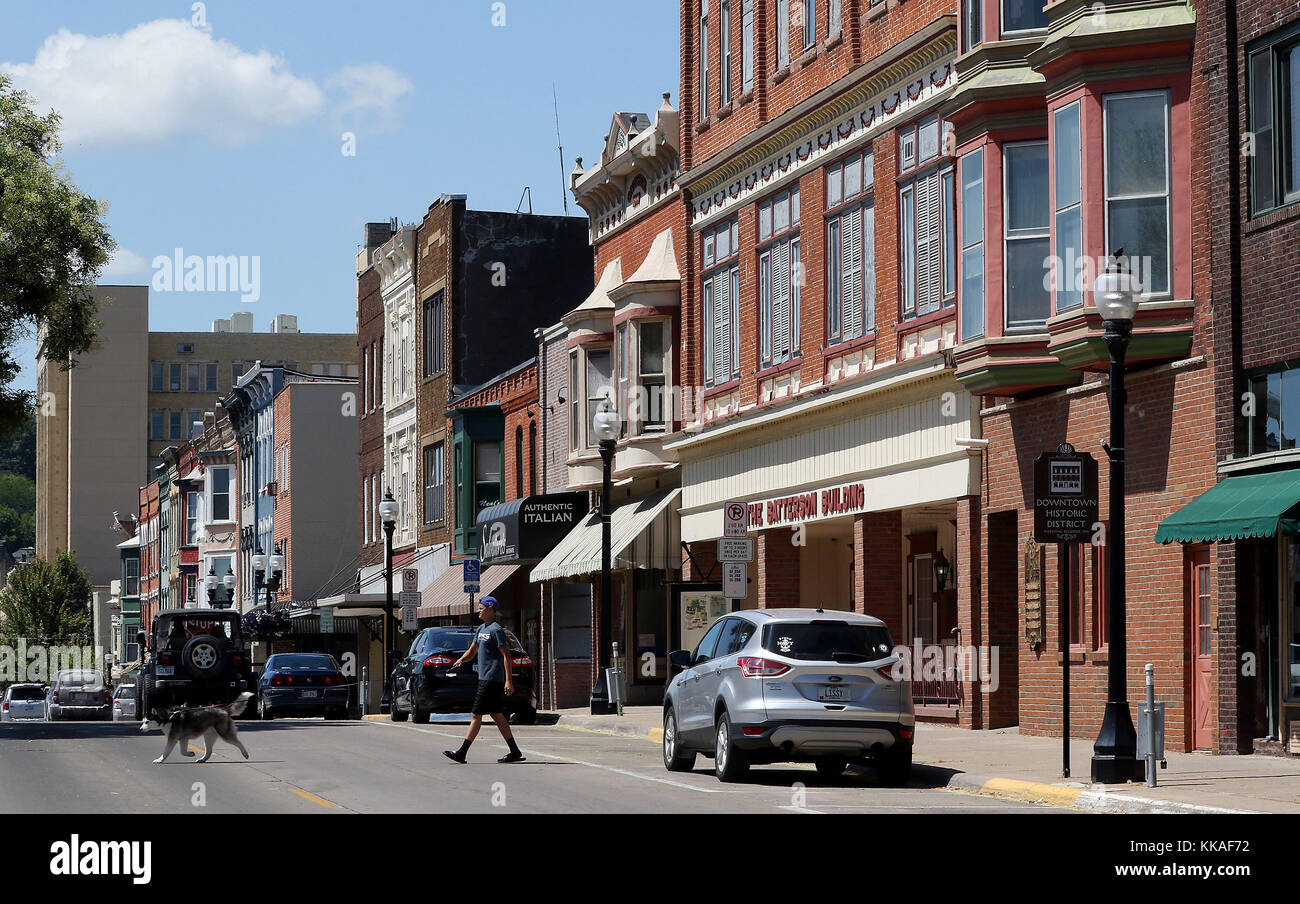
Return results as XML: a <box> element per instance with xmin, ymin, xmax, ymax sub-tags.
<box><xmin>357</xmin><ymin>224</ymin><xmax>392</xmax><ymax>579</ymax></box>
<box><xmin>672</xmin><ymin>0</ymin><xmax>978</xmax><ymax>722</ymax></box>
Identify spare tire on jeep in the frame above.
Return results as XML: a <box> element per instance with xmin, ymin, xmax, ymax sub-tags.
<box><xmin>182</xmin><ymin>635</ymin><xmax>224</xmax><ymax>677</ymax></box>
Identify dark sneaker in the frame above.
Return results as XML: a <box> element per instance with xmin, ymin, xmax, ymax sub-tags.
<box><xmin>497</xmin><ymin>751</ymin><xmax>526</xmax><ymax>763</ymax></box>
<box><xmin>443</xmin><ymin>750</ymin><xmax>467</xmax><ymax>764</ymax></box>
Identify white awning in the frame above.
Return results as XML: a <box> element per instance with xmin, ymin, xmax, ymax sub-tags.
<box><xmin>294</xmin><ymin>593</ymin><xmax>389</xmax><ymax>619</ymax></box>
<box><xmin>530</xmin><ymin>488</ymin><xmax>680</xmax><ymax>582</ymax></box>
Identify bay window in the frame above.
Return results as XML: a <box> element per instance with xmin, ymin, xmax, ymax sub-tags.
<box><xmin>963</xmin><ymin>0</ymin><xmax>982</xmax><ymax>51</ymax></box>
<box><xmin>585</xmin><ymin>348</ymin><xmax>612</xmax><ymax>447</ymax></box>
<box><xmin>959</xmin><ymin>148</ymin><xmax>985</xmax><ymax>340</ymax></box>
<box><xmin>569</xmin><ymin>352</ymin><xmax>580</xmax><ymax>451</ymax></box>
<box><xmin>702</xmin><ymin>219</ymin><xmax>740</xmax><ymax>387</ymax></box>
<box><xmin>1053</xmin><ymin>102</ymin><xmax>1084</xmax><ymax>310</ymax></box>
<box><xmin>617</xmin><ymin>324</ymin><xmax>629</xmax><ymax>438</ymax></box>
<box><xmin>1002</xmin><ymin>0</ymin><xmax>1047</xmax><ymax>35</ymax></box>
<box><xmin>826</xmin><ymin>150</ymin><xmax>874</xmax><ymax>343</ymax></box>
<box><xmin>759</xmin><ymin>186</ymin><xmax>802</xmax><ymax>366</ymax></box>
<box><xmin>1104</xmin><ymin>90</ymin><xmax>1171</xmax><ymax>296</ymax></box>
<box><xmin>1003</xmin><ymin>140</ymin><xmax>1051</xmax><ymax>329</ymax></box>
<box><xmin>898</xmin><ymin>116</ymin><xmax>956</xmax><ymax>320</ymax></box>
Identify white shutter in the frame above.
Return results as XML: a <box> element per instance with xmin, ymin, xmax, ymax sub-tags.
<box><xmin>760</xmin><ymin>253</ymin><xmax>772</xmax><ymax>365</ymax></box>
<box><xmin>843</xmin><ymin>208</ymin><xmax>864</xmax><ymax>339</ymax></box>
<box><xmin>918</xmin><ymin>172</ymin><xmax>942</xmax><ymax>314</ymax></box>
<box><xmin>773</xmin><ymin>240</ymin><xmax>791</xmax><ymax>361</ymax></box>
<box><xmin>861</xmin><ymin>204</ymin><xmax>876</xmax><ymax>332</ymax></box>
<box><xmin>703</xmin><ymin>280</ymin><xmax>715</xmax><ymax>384</ymax></box>
<box><xmin>714</xmin><ymin>271</ymin><xmax>731</xmax><ymax>382</ymax></box>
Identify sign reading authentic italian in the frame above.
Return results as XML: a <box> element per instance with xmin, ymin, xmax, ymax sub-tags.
<box><xmin>1033</xmin><ymin>444</ymin><xmax>1099</xmax><ymax>544</ymax></box>
<box><xmin>745</xmin><ymin>482</ymin><xmax>868</xmax><ymax>529</ymax></box>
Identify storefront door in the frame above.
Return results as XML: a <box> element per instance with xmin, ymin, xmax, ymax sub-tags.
<box><xmin>1188</xmin><ymin>547</ymin><xmax>1213</xmax><ymax>750</ymax></box>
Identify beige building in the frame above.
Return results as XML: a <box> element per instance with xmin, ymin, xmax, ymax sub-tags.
<box><xmin>37</xmin><ymin>286</ymin><xmax>357</xmax><ymax>586</ymax></box>
<box><xmin>36</xmin><ymin>286</ymin><xmax>149</xmax><ymax>587</ymax></box>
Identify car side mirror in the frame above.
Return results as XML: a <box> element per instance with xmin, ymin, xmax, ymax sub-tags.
<box><xmin>669</xmin><ymin>650</ymin><xmax>692</xmax><ymax>669</ymax></box>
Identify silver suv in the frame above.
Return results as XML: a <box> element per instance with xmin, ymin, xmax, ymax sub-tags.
<box><xmin>663</xmin><ymin>609</ymin><xmax>914</xmax><ymax>783</ymax></box>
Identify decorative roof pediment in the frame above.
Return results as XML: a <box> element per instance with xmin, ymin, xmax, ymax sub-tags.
<box><xmin>565</xmin><ymin>258</ymin><xmax>622</xmax><ymax>323</ymax></box>
<box><xmin>611</xmin><ymin>229</ymin><xmax>680</xmax><ymax>302</ymax></box>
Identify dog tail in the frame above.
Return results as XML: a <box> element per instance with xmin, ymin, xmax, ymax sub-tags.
<box><xmin>226</xmin><ymin>691</ymin><xmax>254</xmax><ymax>718</ymax></box>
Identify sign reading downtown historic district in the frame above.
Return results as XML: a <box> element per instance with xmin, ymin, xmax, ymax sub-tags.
<box><xmin>1033</xmin><ymin>443</ymin><xmax>1099</xmax><ymax>544</ymax></box>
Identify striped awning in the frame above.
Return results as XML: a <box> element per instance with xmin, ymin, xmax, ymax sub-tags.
<box><xmin>419</xmin><ymin>563</ymin><xmax>520</xmax><ymax>619</ymax></box>
<box><xmin>530</xmin><ymin>488</ymin><xmax>680</xmax><ymax>583</ymax></box>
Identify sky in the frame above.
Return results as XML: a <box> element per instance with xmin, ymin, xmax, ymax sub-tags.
<box><xmin>3</xmin><ymin>0</ymin><xmax>679</xmax><ymax>392</ymax></box>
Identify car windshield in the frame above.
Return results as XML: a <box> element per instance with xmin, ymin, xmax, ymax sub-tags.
<box><xmin>269</xmin><ymin>654</ymin><xmax>338</xmax><ymax>670</ymax></box>
<box><xmin>422</xmin><ymin>631</ymin><xmax>476</xmax><ymax>654</ymax></box>
<box><xmin>762</xmin><ymin>622</ymin><xmax>894</xmax><ymax>662</ymax></box>
<box><xmin>9</xmin><ymin>686</ymin><xmax>43</xmax><ymax>701</ymax></box>
<box><xmin>113</xmin><ymin>686</ymin><xmax>135</xmax><ymax>699</ymax></box>
<box><xmin>56</xmin><ymin>670</ymin><xmax>104</xmax><ymax>689</ymax></box>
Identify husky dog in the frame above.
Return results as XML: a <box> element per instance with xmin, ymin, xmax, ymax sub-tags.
<box><xmin>142</xmin><ymin>692</ymin><xmax>254</xmax><ymax>764</ymax></box>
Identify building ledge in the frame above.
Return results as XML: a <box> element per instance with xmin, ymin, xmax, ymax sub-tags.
<box><xmin>953</xmin><ymin>334</ymin><xmax>1080</xmax><ymax>397</ymax></box>
<box><xmin>1045</xmin><ymin>299</ymin><xmax>1195</xmax><ymax>372</ymax></box>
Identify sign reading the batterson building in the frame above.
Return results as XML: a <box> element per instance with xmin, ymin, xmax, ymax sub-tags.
<box><xmin>745</xmin><ymin>482</ymin><xmax>868</xmax><ymax>529</ymax></box>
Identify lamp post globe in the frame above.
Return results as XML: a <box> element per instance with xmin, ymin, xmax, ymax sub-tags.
<box><xmin>270</xmin><ymin>547</ymin><xmax>286</xmax><ymax>580</ymax></box>
<box><xmin>1092</xmin><ymin>256</ymin><xmax>1142</xmax><ymax>323</ymax></box>
<box><xmin>251</xmin><ymin>548</ymin><xmax>268</xmax><ymax>578</ymax></box>
<box><xmin>593</xmin><ymin>396</ymin><xmax>620</xmax><ymax>444</ymax></box>
<box><xmin>222</xmin><ymin>571</ymin><xmax>235</xmax><ymax>607</ymax></box>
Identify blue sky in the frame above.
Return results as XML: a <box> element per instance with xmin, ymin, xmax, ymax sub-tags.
<box><xmin>4</xmin><ymin>0</ymin><xmax>679</xmax><ymax>391</ymax></box>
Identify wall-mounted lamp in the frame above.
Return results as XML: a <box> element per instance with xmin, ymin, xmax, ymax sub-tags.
<box><xmin>934</xmin><ymin>547</ymin><xmax>951</xmax><ymax>592</ymax></box>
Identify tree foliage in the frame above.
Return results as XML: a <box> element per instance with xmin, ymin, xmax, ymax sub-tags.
<box><xmin>0</xmin><ymin>411</ymin><xmax>35</xmax><ymax>479</ymax></box>
<box><xmin>0</xmin><ymin>550</ymin><xmax>93</xmax><ymax>646</ymax></box>
<box><xmin>0</xmin><ymin>75</ymin><xmax>116</xmax><ymax>436</ymax></box>
<box><xmin>0</xmin><ymin>472</ymin><xmax>35</xmax><ymax>552</ymax></box>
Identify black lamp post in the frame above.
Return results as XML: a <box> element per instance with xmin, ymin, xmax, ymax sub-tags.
<box><xmin>1091</xmin><ymin>253</ymin><xmax>1144</xmax><ymax>784</ymax></box>
<box><xmin>252</xmin><ymin>544</ymin><xmax>285</xmax><ymax>610</ymax></box>
<box><xmin>378</xmin><ymin>489</ymin><xmax>399</xmax><ymax>713</ymax></box>
<box><xmin>590</xmin><ymin>396</ymin><xmax>620</xmax><ymax>715</ymax></box>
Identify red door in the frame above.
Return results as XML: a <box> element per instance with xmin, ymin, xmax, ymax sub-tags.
<box><xmin>1188</xmin><ymin>548</ymin><xmax>1213</xmax><ymax>750</ymax></box>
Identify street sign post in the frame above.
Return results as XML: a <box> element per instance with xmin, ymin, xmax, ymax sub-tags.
<box><xmin>723</xmin><ymin>500</ymin><xmax>749</xmax><ymax>539</ymax></box>
<box><xmin>719</xmin><ymin>537</ymin><xmax>754</xmax><ymax>563</ymax></box>
<box><xmin>402</xmin><ymin>568</ymin><xmax>418</xmax><ymax>593</ymax></box>
<box><xmin>319</xmin><ymin>605</ymin><xmax>334</xmax><ymax>634</ymax></box>
<box><xmin>1033</xmin><ymin>442</ymin><xmax>1099</xmax><ymax>778</ymax></box>
<box><xmin>463</xmin><ymin>559</ymin><xmax>481</xmax><ymax>594</ymax></box>
<box><xmin>401</xmin><ymin>605</ymin><xmax>418</xmax><ymax>631</ymax></box>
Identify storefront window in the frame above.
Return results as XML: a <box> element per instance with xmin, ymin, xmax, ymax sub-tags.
<box><xmin>1247</xmin><ymin>366</ymin><xmax>1300</xmax><ymax>455</ymax></box>
<box><xmin>1289</xmin><ymin>536</ymin><xmax>1300</xmax><ymax>700</ymax></box>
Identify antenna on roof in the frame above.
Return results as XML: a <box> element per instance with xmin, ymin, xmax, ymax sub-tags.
<box><xmin>553</xmin><ymin>84</ymin><xmax>568</xmax><ymax>216</ymax></box>
<box><xmin>516</xmin><ymin>186</ymin><xmax>533</xmax><ymax>215</ymax></box>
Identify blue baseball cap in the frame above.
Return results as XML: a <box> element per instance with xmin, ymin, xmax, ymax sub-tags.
<box><xmin>479</xmin><ymin>596</ymin><xmax>499</xmax><ymax>610</ymax></box>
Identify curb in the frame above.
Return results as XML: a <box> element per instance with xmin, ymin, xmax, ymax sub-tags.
<box><xmin>552</xmin><ymin>718</ymin><xmax>663</xmax><ymax>744</ymax></box>
<box><xmin>944</xmin><ymin>773</ymin><xmax>1259</xmax><ymax>814</ymax></box>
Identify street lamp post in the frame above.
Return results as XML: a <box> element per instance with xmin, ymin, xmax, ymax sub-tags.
<box><xmin>205</xmin><ymin>565</ymin><xmax>237</xmax><ymax>608</ymax></box>
<box><xmin>590</xmin><ymin>397</ymin><xmax>620</xmax><ymax>715</ymax></box>
<box><xmin>378</xmin><ymin>489</ymin><xmax>399</xmax><ymax>713</ymax></box>
<box><xmin>1091</xmin><ymin>253</ymin><xmax>1145</xmax><ymax>784</ymax></box>
<box><xmin>252</xmin><ymin>544</ymin><xmax>284</xmax><ymax>609</ymax></box>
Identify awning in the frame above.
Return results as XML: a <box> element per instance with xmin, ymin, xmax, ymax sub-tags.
<box><xmin>530</xmin><ymin>488</ymin><xmax>681</xmax><ymax>582</ymax></box>
<box><xmin>1155</xmin><ymin>470</ymin><xmax>1300</xmax><ymax>544</ymax></box>
<box><xmin>295</xmin><ymin>593</ymin><xmax>390</xmax><ymax>619</ymax></box>
<box><xmin>419</xmin><ymin>563</ymin><xmax>520</xmax><ymax>619</ymax></box>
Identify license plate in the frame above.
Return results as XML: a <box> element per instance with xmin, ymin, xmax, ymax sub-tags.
<box><xmin>818</xmin><ymin>685</ymin><xmax>849</xmax><ymax>702</ymax></box>
<box><xmin>156</xmin><ymin>666</ymin><xmax>174</xmax><ymax>676</ymax></box>
<box><xmin>301</xmin><ymin>690</ymin><xmax>319</xmax><ymax>698</ymax></box>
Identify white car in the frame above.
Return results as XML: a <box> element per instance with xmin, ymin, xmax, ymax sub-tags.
<box><xmin>2</xmin><ymin>684</ymin><xmax>49</xmax><ymax>721</ymax></box>
<box><xmin>111</xmin><ymin>684</ymin><xmax>137</xmax><ymax>721</ymax></box>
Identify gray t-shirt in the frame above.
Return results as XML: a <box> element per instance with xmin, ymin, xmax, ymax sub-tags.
<box><xmin>475</xmin><ymin>622</ymin><xmax>510</xmax><ymax>684</ymax></box>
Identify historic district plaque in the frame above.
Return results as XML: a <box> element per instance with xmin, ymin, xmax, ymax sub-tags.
<box><xmin>1033</xmin><ymin>443</ymin><xmax>1100</xmax><ymax>544</ymax></box>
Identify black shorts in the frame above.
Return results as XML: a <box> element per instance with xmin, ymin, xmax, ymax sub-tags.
<box><xmin>471</xmin><ymin>680</ymin><xmax>506</xmax><ymax>716</ymax></box>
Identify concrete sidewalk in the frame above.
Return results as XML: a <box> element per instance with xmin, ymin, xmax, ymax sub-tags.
<box><xmin>550</xmin><ymin>706</ymin><xmax>1300</xmax><ymax>814</ymax></box>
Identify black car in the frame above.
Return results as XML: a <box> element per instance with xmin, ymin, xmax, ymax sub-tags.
<box><xmin>135</xmin><ymin>609</ymin><xmax>255</xmax><ymax>722</ymax></box>
<box><xmin>390</xmin><ymin>627</ymin><xmax>537</xmax><ymax>724</ymax></box>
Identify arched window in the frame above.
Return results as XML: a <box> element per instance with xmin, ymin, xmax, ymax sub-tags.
<box><xmin>515</xmin><ymin>426</ymin><xmax>524</xmax><ymax>499</ymax></box>
<box><xmin>529</xmin><ymin>421</ymin><xmax>538</xmax><ymax>495</ymax></box>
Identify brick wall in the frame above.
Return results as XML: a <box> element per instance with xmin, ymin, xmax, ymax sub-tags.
<box><xmin>272</xmin><ymin>388</ymin><xmax>293</xmax><ymax>601</ymax></box>
<box><xmin>416</xmin><ymin>198</ymin><xmax>456</xmax><ymax>551</ymax></box>
<box><xmin>757</xmin><ymin>528</ymin><xmax>800</xmax><ymax>605</ymax></box>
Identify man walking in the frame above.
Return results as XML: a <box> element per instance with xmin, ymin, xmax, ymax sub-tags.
<box><xmin>443</xmin><ymin>596</ymin><xmax>525</xmax><ymax>764</ymax></box>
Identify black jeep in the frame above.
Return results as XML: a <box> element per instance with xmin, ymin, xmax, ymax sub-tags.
<box><xmin>135</xmin><ymin>609</ymin><xmax>256</xmax><ymax>722</ymax></box>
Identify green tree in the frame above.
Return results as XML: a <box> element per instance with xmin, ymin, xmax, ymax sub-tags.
<box><xmin>0</xmin><ymin>75</ymin><xmax>116</xmax><ymax>436</ymax></box>
<box><xmin>0</xmin><ymin>551</ymin><xmax>93</xmax><ymax>647</ymax></box>
<box><xmin>0</xmin><ymin>472</ymin><xmax>35</xmax><ymax>551</ymax></box>
<box><xmin>0</xmin><ymin>411</ymin><xmax>35</xmax><ymax>479</ymax></box>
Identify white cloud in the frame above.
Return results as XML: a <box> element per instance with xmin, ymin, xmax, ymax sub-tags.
<box><xmin>2</xmin><ymin>19</ymin><xmax>410</xmax><ymax>148</ymax></box>
<box><xmin>100</xmin><ymin>247</ymin><xmax>149</xmax><ymax>280</ymax></box>
<box><xmin>326</xmin><ymin>64</ymin><xmax>413</xmax><ymax>133</ymax></box>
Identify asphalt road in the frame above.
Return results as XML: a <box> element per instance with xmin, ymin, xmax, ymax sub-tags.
<box><xmin>0</xmin><ymin>716</ymin><xmax>1075</xmax><ymax>814</ymax></box>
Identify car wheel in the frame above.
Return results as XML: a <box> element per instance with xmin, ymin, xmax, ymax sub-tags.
<box><xmin>876</xmin><ymin>747</ymin><xmax>912</xmax><ymax>786</ymax></box>
<box><xmin>663</xmin><ymin>708</ymin><xmax>696</xmax><ymax>773</ymax></box>
<box><xmin>412</xmin><ymin>703</ymin><xmax>430</xmax><ymax>724</ymax></box>
<box><xmin>816</xmin><ymin>757</ymin><xmax>847</xmax><ymax>781</ymax></box>
<box><xmin>390</xmin><ymin>701</ymin><xmax>409</xmax><ymax>722</ymax></box>
<box><xmin>259</xmin><ymin>697</ymin><xmax>274</xmax><ymax>721</ymax></box>
<box><xmin>141</xmin><ymin>674</ymin><xmax>157</xmax><ymax>722</ymax></box>
<box><xmin>714</xmin><ymin>712</ymin><xmax>749</xmax><ymax>783</ymax></box>
<box><xmin>510</xmin><ymin>707</ymin><xmax>538</xmax><ymax>726</ymax></box>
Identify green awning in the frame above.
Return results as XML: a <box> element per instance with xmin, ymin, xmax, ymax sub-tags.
<box><xmin>1155</xmin><ymin>470</ymin><xmax>1300</xmax><ymax>544</ymax></box>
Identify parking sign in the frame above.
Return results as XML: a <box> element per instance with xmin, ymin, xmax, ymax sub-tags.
<box><xmin>724</xmin><ymin>501</ymin><xmax>749</xmax><ymax>539</ymax></box>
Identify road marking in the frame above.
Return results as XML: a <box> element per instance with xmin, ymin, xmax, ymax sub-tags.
<box><xmin>188</xmin><ymin>744</ymin><xmax>204</xmax><ymax>755</ymax></box>
<box><xmin>291</xmin><ymin>788</ymin><xmax>341</xmax><ymax>809</ymax></box>
<box><xmin>777</xmin><ymin>805</ymin><xmax>823</xmax><ymax>814</ymax></box>
<box><xmin>366</xmin><ymin>720</ymin><xmax>727</xmax><ymax>794</ymax></box>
